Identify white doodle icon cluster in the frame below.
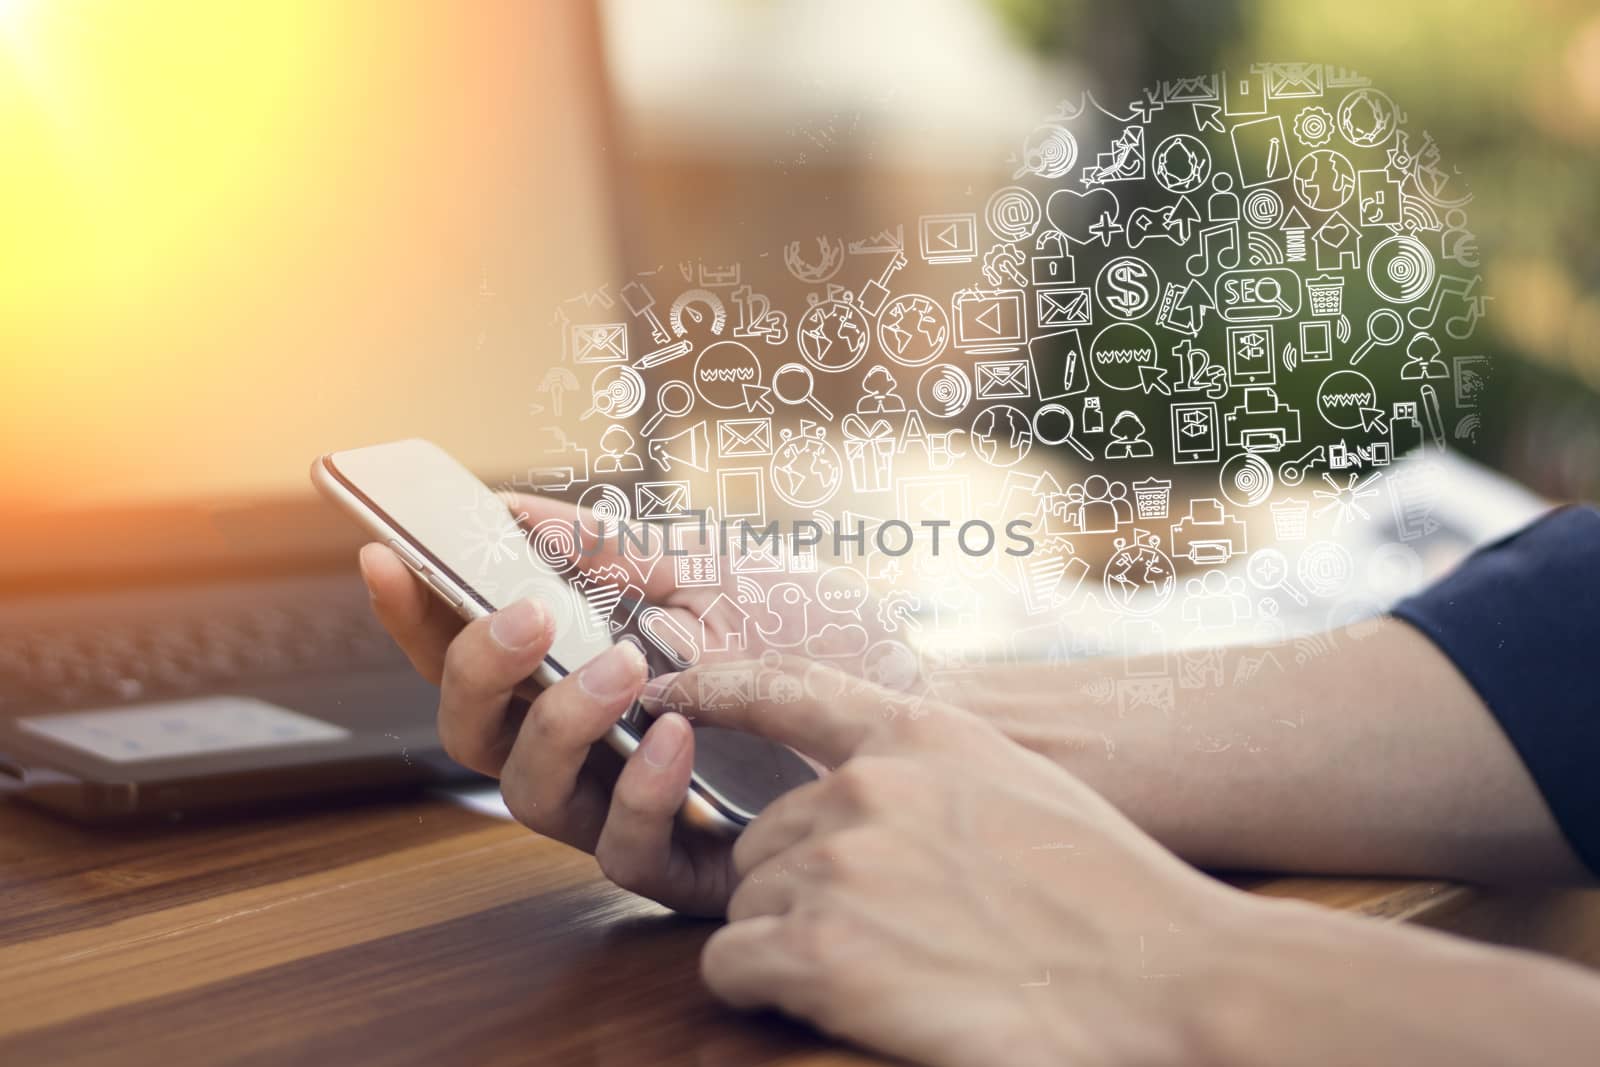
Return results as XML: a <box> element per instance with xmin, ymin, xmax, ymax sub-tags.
<box><xmin>512</xmin><ymin>64</ymin><xmax>1486</xmax><ymax>710</ymax></box>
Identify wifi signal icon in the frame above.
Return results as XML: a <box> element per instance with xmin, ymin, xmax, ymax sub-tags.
<box><xmin>1246</xmin><ymin>231</ymin><xmax>1285</xmax><ymax>266</ymax></box>
<box><xmin>1293</xmin><ymin>631</ymin><xmax>1338</xmax><ymax>665</ymax></box>
<box><xmin>1281</xmin><ymin>342</ymin><xmax>1298</xmax><ymax>373</ymax></box>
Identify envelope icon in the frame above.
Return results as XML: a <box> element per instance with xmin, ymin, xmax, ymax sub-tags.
<box><xmin>717</xmin><ymin>417</ymin><xmax>773</xmax><ymax>457</ymax></box>
<box><xmin>1261</xmin><ymin>62</ymin><xmax>1323</xmax><ymax>99</ymax></box>
<box><xmin>975</xmin><ymin>359</ymin><xmax>1032</xmax><ymax>399</ymax></box>
<box><xmin>697</xmin><ymin>667</ymin><xmax>754</xmax><ymax>707</ymax></box>
<box><xmin>1035</xmin><ymin>287</ymin><xmax>1091</xmax><ymax>328</ymax></box>
<box><xmin>635</xmin><ymin>480</ymin><xmax>691</xmax><ymax>518</ymax></box>
<box><xmin>731</xmin><ymin>541</ymin><xmax>784</xmax><ymax>574</ymax></box>
<box><xmin>572</xmin><ymin>322</ymin><xmax>627</xmax><ymax>364</ymax></box>
<box><xmin>1163</xmin><ymin>74</ymin><xmax>1218</xmax><ymax>102</ymax></box>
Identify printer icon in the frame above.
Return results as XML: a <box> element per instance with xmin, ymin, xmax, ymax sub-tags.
<box><xmin>1170</xmin><ymin>497</ymin><xmax>1248</xmax><ymax>566</ymax></box>
<box><xmin>1223</xmin><ymin>386</ymin><xmax>1302</xmax><ymax>454</ymax></box>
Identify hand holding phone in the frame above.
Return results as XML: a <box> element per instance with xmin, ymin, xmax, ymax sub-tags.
<box><xmin>314</xmin><ymin>439</ymin><xmax>818</xmax><ymax>915</ymax></box>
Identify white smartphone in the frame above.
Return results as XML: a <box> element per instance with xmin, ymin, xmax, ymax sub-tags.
<box><xmin>312</xmin><ymin>438</ymin><xmax>817</xmax><ymax>837</ymax></box>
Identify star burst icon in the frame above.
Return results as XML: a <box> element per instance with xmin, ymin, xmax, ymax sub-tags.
<box><xmin>462</xmin><ymin>504</ymin><xmax>525</xmax><ymax>577</ymax></box>
<box><xmin>1313</xmin><ymin>471</ymin><xmax>1382</xmax><ymax>528</ymax></box>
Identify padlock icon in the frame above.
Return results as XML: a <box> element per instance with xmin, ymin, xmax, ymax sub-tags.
<box><xmin>1031</xmin><ymin>229</ymin><xmax>1075</xmax><ymax>285</ymax></box>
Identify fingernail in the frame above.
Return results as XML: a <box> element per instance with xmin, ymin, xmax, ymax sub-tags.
<box><xmin>639</xmin><ymin>671</ymin><xmax>681</xmax><ymax>711</ymax></box>
<box><xmin>490</xmin><ymin>598</ymin><xmax>547</xmax><ymax>651</ymax></box>
<box><xmin>578</xmin><ymin>642</ymin><xmax>644</xmax><ymax>701</ymax></box>
<box><xmin>641</xmin><ymin>713</ymin><xmax>687</xmax><ymax>768</ymax></box>
<box><xmin>357</xmin><ymin>544</ymin><xmax>380</xmax><ymax>586</ymax></box>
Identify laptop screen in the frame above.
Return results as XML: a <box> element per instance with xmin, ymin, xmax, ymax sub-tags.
<box><xmin>2</xmin><ymin>4</ymin><xmax>618</xmax><ymax>583</ymax></box>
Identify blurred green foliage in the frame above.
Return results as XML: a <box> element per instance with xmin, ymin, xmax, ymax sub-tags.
<box><xmin>987</xmin><ymin>0</ymin><xmax>1600</xmax><ymax>500</ymax></box>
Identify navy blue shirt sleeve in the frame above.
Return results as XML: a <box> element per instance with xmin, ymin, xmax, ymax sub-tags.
<box><xmin>1391</xmin><ymin>505</ymin><xmax>1600</xmax><ymax>877</ymax></box>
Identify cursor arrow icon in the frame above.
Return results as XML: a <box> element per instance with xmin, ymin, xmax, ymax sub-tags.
<box><xmin>1138</xmin><ymin>364</ymin><xmax>1172</xmax><ymax>396</ymax></box>
<box><xmin>741</xmin><ymin>383</ymin><xmax>775</xmax><ymax>413</ymax></box>
<box><xmin>1192</xmin><ymin>103</ymin><xmax>1224</xmax><ymax>134</ymax></box>
<box><xmin>1360</xmin><ymin>407</ymin><xmax>1389</xmax><ymax>434</ymax></box>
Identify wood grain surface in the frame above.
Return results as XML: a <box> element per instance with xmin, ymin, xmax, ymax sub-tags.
<box><xmin>1</xmin><ymin>794</ymin><xmax>1596</xmax><ymax>1066</ymax></box>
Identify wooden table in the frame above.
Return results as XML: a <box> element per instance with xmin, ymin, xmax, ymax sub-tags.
<box><xmin>2</xmin><ymin>793</ymin><xmax>1597</xmax><ymax>1066</ymax></box>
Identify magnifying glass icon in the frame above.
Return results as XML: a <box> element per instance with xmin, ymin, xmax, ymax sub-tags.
<box><xmin>1349</xmin><ymin>308</ymin><xmax>1404</xmax><ymax>365</ymax></box>
<box><xmin>1031</xmin><ymin>402</ymin><xmax>1094</xmax><ymax>462</ymax></box>
<box><xmin>1246</xmin><ymin>547</ymin><xmax>1308</xmax><ymax>606</ymax></box>
<box><xmin>1256</xmin><ymin>277</ymin><xmax>1292</xmax><ymax>319</ymax></box>
<box><xmin>639</xmin><ymin>380</ymin><xmax>694</xmax><ymax>436</ymax></box>
<box><xmin>772</xmin><ymin>362</ymin><xmax>833</xmax><ymax>420</ymax></box>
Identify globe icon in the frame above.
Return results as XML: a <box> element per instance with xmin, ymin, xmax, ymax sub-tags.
<box><xmin>769</xmin><ymin>429</ymin><xmax>843</xmax><ymax>506</ymax></box>
<box><xmin>969</xmin><ymin>405</ymin><xmax>1033</xmax><ymax>468</ymax></box>
<box><xmin>1292</xmin><ymin>149</ymin><xmax>1357</xmax><ymax>212</ymax></box>
<box><xmin>798</xmin><ymin>299</ymin><xmax>870</xmax><ymax>372</ymax></box>
<box><xmin>1337</xmin><ymin>88</ymin><xmax>1399</xmax><ymax>148</ymax></box>
<box><xmin>1152</xmin><ymin>134</ymin><xmax>1211</xmax><ymax>194</ymax></box>
<box><xmin>876</xmin><ymin>294</ymin><xmax>949</xmax><ymax>367</ymax></box>
<box><xmin>1102</xmin><ymin>530</ymin><xmax>1175</xmax><ymax>617</ymax></box>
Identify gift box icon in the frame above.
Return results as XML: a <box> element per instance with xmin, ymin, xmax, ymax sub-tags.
<box><xmin>841</xmin><ymin>414</ymin><xmax>895</xmax><ymax>494</ymax></box>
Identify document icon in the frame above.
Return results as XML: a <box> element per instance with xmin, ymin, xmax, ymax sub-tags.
<box><xmin>1230</xmin><ymin>115</ymin><xmax>1289</xmax><ymax>188</ymax></box>
<box><xmin>635</xmin><ymin>480</ymin><xmax>691</xmax><ymax>519</ymax></box>
<box><xmin>718</xmin><ymin>467</ymin><xmax>767</xmax><ymax>523</ymax></box>
<box><xmin>1035</xmin><ymin>287</ymin><xmax>1092</xmax><ymax>329</ymax></box>
<box><xmin>571</xmin><ymin>323</ymin><xmax>628</xmax><ymax>364</ymax></box>
<box><xmin>974</xmin><ymin>359</ymin><xmax>1032</xmax><ymax>400</ymax></box>
<box><xmin>716</xmin><ymin>417</ymin><xmax>773</xmax><ymax>458</ymax></box>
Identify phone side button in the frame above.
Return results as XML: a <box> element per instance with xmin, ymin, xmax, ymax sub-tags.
<box><xmin>423</xmin><ymin>570</ymin><xmax>464</xmax><ymax>608</ymax></box>
<box><xmin>386</xmin><ymin>538</ymin><xmax>427</xmax><ymax>574</ymax></box>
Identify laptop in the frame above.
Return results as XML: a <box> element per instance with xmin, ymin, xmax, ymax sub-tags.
<box><xmin>0</xmin><ymin>4</ymin><xmax>624</xmax><ymax>820</ymax></box>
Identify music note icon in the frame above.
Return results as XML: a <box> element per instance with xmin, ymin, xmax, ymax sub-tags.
<box><xmin>1408</xmin><ymin>274</ymin><xmax>1476</xmax><ymax>331</ymax></box>
<box><xmin>1186</xmin><ymin>221</ymin><xmax>1240</xmax><ymax>278</ymax></box>
<box><xmin>1407</xmin><ymin>274</ymin><xmax>1491</xmax><ymax>341</ymax></box>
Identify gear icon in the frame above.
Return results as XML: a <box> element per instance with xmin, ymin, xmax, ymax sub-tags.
<box><xmin>1294</xmin><ymin>105</ymin><xmax>1335</xmax><ymax>148</ymax></box>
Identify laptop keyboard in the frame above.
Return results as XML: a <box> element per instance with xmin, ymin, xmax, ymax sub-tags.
<box><xmin>0</xmin><ymin>573</ymin><xmax>410</xmax><ymax>715</ymax></box>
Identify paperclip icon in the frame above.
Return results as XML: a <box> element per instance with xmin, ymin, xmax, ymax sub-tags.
<box><xmin>637</xmin><ymin>606</ymin><xmax>699</xmax><ymax>670</ymax></box>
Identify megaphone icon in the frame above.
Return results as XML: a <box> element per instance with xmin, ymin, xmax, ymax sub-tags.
<box><xmin>648</xmin><ymin>420</ymin><xmax>710</xmax><ymax>472</ymax></box>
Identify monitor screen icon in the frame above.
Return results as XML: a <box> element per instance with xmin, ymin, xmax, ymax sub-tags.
<box><xmin>952</xmin><ymin>289</ymin><xmax>1026</xmax><ymax>354</ymax></box>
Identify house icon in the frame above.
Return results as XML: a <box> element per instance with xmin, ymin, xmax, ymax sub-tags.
<box><xmin>698</xmin><ymin>593</ymin><xmax>751</xmax><ymax>654</ymax></box>
<box><xmin>1313</xmin><ymin>210</ymin><xmax>1361</xmax><ymax>273</ymax></box>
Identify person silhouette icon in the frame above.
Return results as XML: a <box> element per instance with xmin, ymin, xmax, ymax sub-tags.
<box><xmin>595</xmin><ymin>424</ymin><xmax>644</xmax><ymax>473</ymax></box>
<box><xmin>1401</xmin><ymin>332</ymin><xmax>1449</xmax><ymax>381</ymax></box>
<box><xmin>1208</xmin><ymin>171</ymin><xmax>1241</xmax><ymax>222</ymax></box>
<box><xmin>1104</xmin><ymin>410</ymin><xmax>1154</xmax><ymax>459</ymax></box>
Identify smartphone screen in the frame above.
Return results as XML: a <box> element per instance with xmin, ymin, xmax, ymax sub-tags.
<box><xmin>326</xmin><ymin>440</ymin><xmax>610</xmax><ymax>674</ymax></box>
<box><xmin>320</xmin><ymin>439</ymin><xmax>819</xmax><ymax>826</ymax></box>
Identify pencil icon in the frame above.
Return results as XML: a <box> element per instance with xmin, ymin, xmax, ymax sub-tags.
<box><xmin>634</xmin><ymin>339</ymin><xmax>693</xmax><ymax>370</ymax></box>
<box><xmin>1266</xmin><ymin>136</ymin><xmax>1281</xmax><ymax>177</ymax></box>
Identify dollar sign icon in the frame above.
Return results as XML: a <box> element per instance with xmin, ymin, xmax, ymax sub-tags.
<box><xmin>1095</xmin><ymin>256</ymin><xmax>1158</xmax><ymax>320</ymax></box>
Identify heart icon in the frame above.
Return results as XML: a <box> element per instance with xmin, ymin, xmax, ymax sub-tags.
<box><xmin>1319</xmin><ymin>219</ymin><xmax>1351</xmax><ymax>248</ymax></box>
<box><xmin>1045</xmin><ymin>186</ymin><xmax>1121</xmax><ymax>247</ymax></box>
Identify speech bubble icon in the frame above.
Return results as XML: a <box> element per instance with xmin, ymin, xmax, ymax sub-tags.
<box><xmin>817</xmin><ymin>565</ymin><xmax>868</xmax><ymax>620</ymax></box>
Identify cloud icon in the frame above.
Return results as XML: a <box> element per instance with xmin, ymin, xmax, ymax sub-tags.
<box><xmin>805</xmin><ymin>622</ymin><xmax>869</xmax><ymax>659</ymax></box>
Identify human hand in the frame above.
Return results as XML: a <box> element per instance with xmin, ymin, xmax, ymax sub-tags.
<box><xmin>357</xmin><ymin>492</ymin><xmax>893</xmax><ymax>917</ymax></box>
<box><xmin>652</xmin><ymin>660</ymin><xmax>1252</xmax><ymax>1067</ymax></box>
<box><xmin>359</xmin><ymin>534</ymin><xmax>738</xmax><ymax>916</ymax></box>
<box><xmin>505</xmin><ymin>492</ymin><xmax>897</xmax><ymax>670</ymax></box>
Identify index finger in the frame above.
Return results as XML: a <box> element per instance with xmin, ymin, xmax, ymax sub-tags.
<box><xmin>638</xmin><ymin>659</ymin><xmax>875</xmax><ymax>767</ymax></box>
<box><xmin>500</xmin><ymin>492</ymin><xmax>681</xmax><ymax>603</ymax></box>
